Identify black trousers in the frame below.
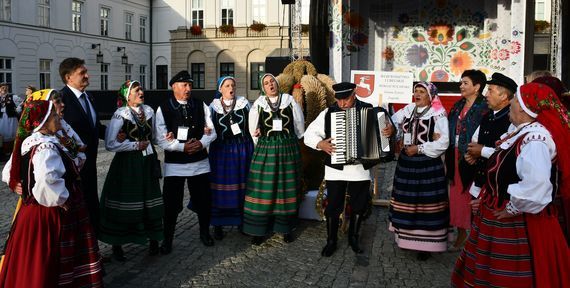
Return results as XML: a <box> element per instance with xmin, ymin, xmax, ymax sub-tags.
<box><xmin>81</xmin><ymin>160</ymin><xmax>100</xmax><ymax>236</ymax></box>
<box><xmin>325</xmin><ymin>180</ymin><xmax>371</xmax><ymax>219</ymax></box>
<box><xmin>162</xmin><ymin>173</ymin><xmax>211</xmax><ymax>238</ymax></box>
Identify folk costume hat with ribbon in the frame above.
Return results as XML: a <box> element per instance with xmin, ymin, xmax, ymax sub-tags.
<box><xmin>332</xmin><ymin>82</ymin><xmax>356</xmax><ymax>100</ymax></box>
<box><xmin>117</xmin><ymin>80</ymin><xmax>139</xmax><ymax>107</ymax></box>
<box><xmin>517</xmin><ymin>82</ymin><xmax>570</xmax><ymax>239</ymax></box>
<box><xmin>169</xmin><ymin>70</ymin><xmax>193</xmax><ymax>87</ymax></box>
<box><xmin>414</xmin><ymin>81</ymin><xmax>446</xmax><ymax>115</ymax></box>
<box><xmin>9</xmin><ymin>90</ymin><xmax>56</xmax><ymax>191</ymax></box>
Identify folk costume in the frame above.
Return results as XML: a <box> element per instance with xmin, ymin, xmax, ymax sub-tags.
<box><xmin>468</xmin><ymin>73</ymin><xmax>517</xmax><ymax>199</ymax></box>
<box><xmin>98</xmin><ymin>80</ymin><xmax>164</xmax><ymax>259</ymax></box>
<box><xmin>304</xmin><ymin>82</ymin><xmax>391</xmax><ymax>256</ymax></box>
<box><xmin>388</xmin><ymin>82</ymin><xmax>450</xmax><ymax>254</ymax></box>
<box><xmin>208</xmin><ymin>77</ymin><xmax>254</xmax><ymax>234</ymax></box>
<box><xmin>0</xmin><ymin>87</ymin><xmax>23</xmax><ymax>157</ymax></box>
<box><xmin>243</xmin><ymin>73</ymin><xmax>304</xmax><ymax>242</ymax></box>
<box><xmin>0</xmin><ymin>99</ymin><xmax>103</xmax><ymax>288</ymax></box>
<box><xmin>452</xmin><ymin>83</ymin><xmax>570</xmax><ymax>287</ymax></box>
<box><xmin>155</xmin><ymin>70</ymin><xmax>217</xmax><ymax>252</ymax></box>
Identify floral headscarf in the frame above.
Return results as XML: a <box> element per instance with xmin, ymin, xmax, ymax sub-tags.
<box><xmin>117</xmin><ymin>80</ymin><xmax>139</xmax><ymax>107</ymax></box>
<box><xmin>414</xmin><ymin>81</ymin><xmax>446</xmax><ymax>115</ymax></box>
<box><xmin>9</xmin><ymin>97</ymin><xmax>53</xmax><ymax>191</ymax></box>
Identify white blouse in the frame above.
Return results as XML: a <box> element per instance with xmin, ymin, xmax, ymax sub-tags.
<box><xmin>105</xmin><ymin>105</ymin><xmax>156</xmax><ymax>152</ymax></box>
<box><xmin>248</xmin><ymin>93</ymin><xmax>305</xmax><ymax>144</ymax></box>
<box><xmin>497</xmin><ymin>122</ymin><xmax>557</xmax><ymax>215</ymax></box>
<box><xmin>210</xmin><ymin>96</ymin><xmax>250</xmax><ymax>114</ymax></box>
<box><xmin>21</xmin><ymin>132</ymin><xmax>69</xmax><ymax>207</ymax></box>
<box><xmin>391</xmin><ymin>103</ymin><xmax>449</xmax><ymax>158</ymax></box>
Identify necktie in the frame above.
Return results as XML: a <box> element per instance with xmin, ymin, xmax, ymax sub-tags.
<box><xmin>80</xmin><ymin>93</ymin><xmax>94</xmax><ymax>127</ymax></box>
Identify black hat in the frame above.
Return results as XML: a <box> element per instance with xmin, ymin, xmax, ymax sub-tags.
<box><xmin>332</xmin><ymin>82</ymin><xmax>356</xmax><ymax>99</ymax></box>
<box><xmin>169</xmin><ymin>70</ymin><xmax>193</xmax><ymax>87</ymax></box>
<box><xmin>487</xmin><ymin>73</ymin><xmax>517</xmax><ymax>94</ymax></box>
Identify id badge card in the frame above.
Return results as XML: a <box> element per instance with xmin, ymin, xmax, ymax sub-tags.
<box><xmin>403</xmin><ymin>133</ymin><xmax>412</xmax><ymax>145</ymax></box>
<box><xmin>455</xmin><ymin>135</ymin><xmax>459</xmax><ymax>146</ymax></box>
<box><xmin>272</xmin><ymin>119</ymin><xmax>283</xmax><ymax>131</ymax></box>
<box><xmin>177</xmin><ymin>126</ymin><xmax>189</xmax><ymax>141</ymax></box>
<box><xmin>231</xmin><ymin>123</ymin><xmax>242</xmax><ymax>135</ymax></box>
<box><xmin>142</xmin><ymin>144</ymin><xmax>154</xmax><ymax>156</ymax></box>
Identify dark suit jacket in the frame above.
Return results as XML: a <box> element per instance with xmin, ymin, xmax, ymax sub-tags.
<box><xmin>60</xmin><ymin>85</ymin><xmax>106</xmax><ymax>231</ymax></box>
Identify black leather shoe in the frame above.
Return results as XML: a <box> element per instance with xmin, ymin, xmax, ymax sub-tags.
<box><xmin>251</xmin><ymin>236</ymin><xmax>264</xmax><ymax>246</ymax></box>
<box><xmin>149</xmin><ymin>240</ymin><xmax>159</xmax><ymax>255</ymax></box>
<box><xmin>200</xmin><ymin>233</ymin><xmax>214</xmax><ymax>246</ymax></box>
<box><xmin>348</xmin><ymin>235</ymin><xmax>363</xmax><ymax>254</ymax></box>
<box><xmin>283</xmin><ymin>233</ymin><xmax>295</xmax><ymax>243</ymax></box>
<box><xmin>321</xmin><ymin>240</ymin><xmax>337</xmax><ymax>257</ymax></box>
<box><xmin>417</xmin><ymin>251</ymin><xmax>431</xmax><ymax>261</ymax></box>
<box><xmin>112</xmin><ymin>245</ymin><xmax>126</xmax><ymax>262</ymax></box>
<box><xmin>213</xmin><ymin>226</ymin><xmax>225</xmax><ymax>240</ymax></box>
<box><xmin>160</xmin><ymin>241</ymin><xmax>172</xmax><ymax>255</ymax></box>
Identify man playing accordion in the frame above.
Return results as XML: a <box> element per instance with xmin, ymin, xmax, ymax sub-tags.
<box><xmin>304</xmin><ymin>82</ymin><xmax>393</xmax><ymax>257</ymax></box>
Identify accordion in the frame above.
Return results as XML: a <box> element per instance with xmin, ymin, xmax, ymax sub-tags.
<box><xmin>330</xmin><ymin>107</ymin><xmax>390</xmax><ymax>165</ymax></box>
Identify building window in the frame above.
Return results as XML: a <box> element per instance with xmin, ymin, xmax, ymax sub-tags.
<box><xmin>535</xmin><ymin>1</ymin><xmax>546</xmax><ymax>21</ymax></box>
<box><xmin>39</xmin><ymin>59</ymin><xmax>51</xmax><ymax>89</ymax></box>
<box><xmin>100</xmin><ymin>63</ymin><xmax>109</xmax><ymax>90</ymax></box>
<box><xmin>252</xmin><ymin>0</ymin><xmax>266</xmax><ymax>24</ymax></box>
<box><xmin>192</xmin><ymin>0</ymin><xmax>204</xmax><ymax>27</ymax></box>
<box><xmin>156</xmin><ymin>65</ymin><xmax>168</xmax><ymax>89</ymax></box>
<box><xmin>125</xmin><ymin>64</ymin><xmax>132</xmax><ymax>81</ymax></box>
<box><xmin>125</xmin><ymin>12</ymin><xmax>133</xmax><ymax>40</ymax></box>
<box><xmin>38</xmin><ymin>0</ymin><xmax>50</xmax><ymax>27</ymax></box>
<box><xmin>250</xmin><ymin>62</ymin><xmax>264</xmax><ymax>90</ymax></box>
<box><xmin>139</xmin><ymin>65</ymin><xmax>146</xmax><ymax>89</ymax></box>
<box><xmin>71</xmin><ymin>1</ymin><xmax>82</xmax><ymax>32</ymax></box>
<box><xmin>191</xmin><ymin>63</ymin><xmax>205</xmax><ymax>89</ymax></box>
<box><xmin>221</xmin><ymin>0</ymin><xmax>233</xmax><ymax>26</ymax></box>
<box><xmin>140</xmin><ymin>16</ymin><xmax>147</xmax><ymax>42</ymax></box>
<box><xmin>0</xmin><ymin>57</ymin><xmax>13</xmax><ymax>92</ymax></box>
<box><xmin>220</xmin><ymin>62</ymin><xmax>235</xmax><ymax>77</ymax></box>
<box><xmin>0</xmin><ymin>0</ymin><xmax>11</xmax><ymax>21</ymax></box>
<box><xmin>100</xmin><ymin>7</ymin><xmax>110</xmax><ymax>36</ymax></box>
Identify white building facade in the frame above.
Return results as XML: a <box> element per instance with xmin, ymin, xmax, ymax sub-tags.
<box><xmin>1</xmin><ymin>0</ymin><xmax>309</xmax><ymax>98</ymax></box>
<box><xmin>0</xmin><ymin>0</ymin><xmax>151</xmax><ymax>94</ymax></box>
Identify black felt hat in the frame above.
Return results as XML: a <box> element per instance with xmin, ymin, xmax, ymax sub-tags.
<box><xmin>487</xmin><ymin>73</ymin><xmax>517</xmax><ymax>94</ymax></box>
<box><xmin>169</xmin><ymin>70</ymin><xmax>193</xmax><ymax>87</ymax></box>
<box><xmin>332</xmin><ymin>82</ymin><xmax>357</xmax><ymax>99</ymax></box>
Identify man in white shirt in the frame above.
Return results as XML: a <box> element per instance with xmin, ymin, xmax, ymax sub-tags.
<box><xmin>304</xmin><ymin>82</ymin><xmax>392</xmax><ymax>257</ymax></box>
<box><xmin>155</xmin><ymin>70</ymin><xmax>217</xmax><ymax>254</ymax></box>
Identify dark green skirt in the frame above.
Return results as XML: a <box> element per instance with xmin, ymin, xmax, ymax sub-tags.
<box><xmin>243</xmin><ymin>135</ymin><xmax>302</xmax><ymax>236</ymax></box>
<box><xmin>99</xmin><ymin>150</ymin><xmax>164</xmax><ymax>245</ymax></box>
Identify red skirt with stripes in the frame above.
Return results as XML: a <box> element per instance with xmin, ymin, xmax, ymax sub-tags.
<box><xmin>0</xmin><ymin>200</ymin><xmax>103</xmax><ymax>288</ymax></box>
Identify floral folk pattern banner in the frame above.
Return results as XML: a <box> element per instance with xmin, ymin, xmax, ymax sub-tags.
<box><xmin>379</xmin><ymin>0</ymin><xmax>522</xmax><ymax>82</ymax></box>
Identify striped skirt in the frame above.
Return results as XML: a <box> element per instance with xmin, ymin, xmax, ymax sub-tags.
<box><xmin>0</xmin><ymin>200</ymin><xmax>103</xmax><ymax>287</ymax></box>
<box><xmin>452</xmin><ymin>204</ymin><xmax>533</xmax><ymax>287</ymax></box>
<box><xmin>389</xmin><ymin>154</ymin><xmax>449</xmax><ymax>252</ymax></box>
<box><xmin>243</xmin><ymin>135</ymin><xmax>302</xmax><ymax>236</ymax></box>
<box><xmin>99</xmin><ymin>150</ymin><xmax>164</xmax><ymax>245</ymax></box>
<box><xmin>209</xmin><ymin>138</ymin><xmax>254</xmax><ymax>226</ymax></box>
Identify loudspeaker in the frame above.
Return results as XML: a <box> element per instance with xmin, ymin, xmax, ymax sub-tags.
<box><xmin>265</xmin><ymin>56</ymin><xmax>290</xmax><ymax>76</ymax></box>
<box><xmin>281</xmin><ymin>0</ymin><xmax>295</xmax><ymax>4</ymax></box>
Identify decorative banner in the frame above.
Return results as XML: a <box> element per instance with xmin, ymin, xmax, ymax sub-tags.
<box><xmin>351</xmin><ymin>70</ymin><xmax>414</xmax><ymax>106</ymax></box>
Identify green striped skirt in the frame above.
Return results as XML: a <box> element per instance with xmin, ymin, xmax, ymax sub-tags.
<box><xmin>99</xmin><ymin>150</ymin><xmax>164</xmax><ymax>245</ymax></box>
<box><xmin>243</xmin><ymin>135</ymin><xmax>302</xmax><ymax>236</ymax></box>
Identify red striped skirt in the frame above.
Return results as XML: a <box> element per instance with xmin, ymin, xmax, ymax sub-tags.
<box><xmin>0</xmin><ymin>201</ymin><xmax>103</xmax><ymax>287</ymax></box>
<box><xmin>451</xmin><ymin>204</ymin><xmax>533</xmax><ymax>287</ymax></box>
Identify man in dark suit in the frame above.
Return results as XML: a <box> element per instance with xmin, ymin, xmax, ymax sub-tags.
<box><xmin>58</xmin><ymin>57</ymin><xmax>106</xmax><ymax>234</ymax></box>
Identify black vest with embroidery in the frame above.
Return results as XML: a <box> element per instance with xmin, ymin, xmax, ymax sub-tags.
<box><xmin>473</xmin><ymin>105</ymin><xmax>511</xmax><ymax>188</ymax></box>
<box><xmin>257</xmin><ymin>103</ymin><xmax>296</xmax><ymax>138</ymax></box>
<box><xmin>482</xmin><ymin>132</ymin><xmax>558</xmax><ymax>210</ymax></box>
<box><xmin>401</xmin><ymin>111</ymin><xmax>437</xmax><ymax>145</ymax></box>
<box><xmin>212</xmin><ymin>105</ymin><xmax>252</xmax><ymax>142</ymax></box>
<box><xmin>159</xmin><ymin>96</ymin><xmax>207</xmax><ymax>164</ymax></box>
<box><xmin>323</xmin><ymin>100</ymin><xmax>382</xmax><ymax>170</ymax></box>
<box><xmin>0</xmin><ymin>94</ymin><xmax>19</xmax><ymax>118</ymax></box>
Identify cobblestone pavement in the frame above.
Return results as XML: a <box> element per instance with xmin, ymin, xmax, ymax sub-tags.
<box><xmin>0</xmin><ymin>139</ymin><xmax>459</xmax><ymax>287</ymax></box>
